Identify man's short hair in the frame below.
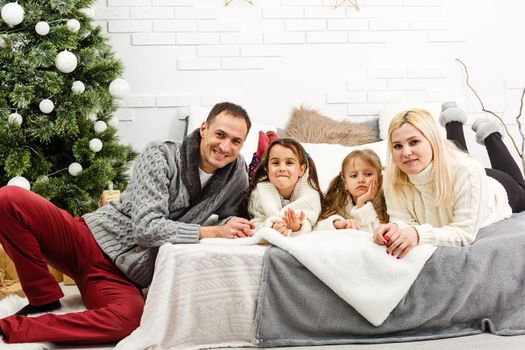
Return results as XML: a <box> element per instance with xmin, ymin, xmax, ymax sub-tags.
<box><xmin>206</xmin><ymin>102</ymin><xmax>251</xmax><ymax>134</ymax></box>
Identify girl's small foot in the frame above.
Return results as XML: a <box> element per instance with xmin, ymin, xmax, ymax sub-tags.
<box><xmin>474</xmin><ymin>119</ymin><xmax>504</xmax><ymax>145</ymax></box>
<box><xmin>439</xmin><ymin>101</ymin><xmax>467</xmax><ymax>127</ymax></box>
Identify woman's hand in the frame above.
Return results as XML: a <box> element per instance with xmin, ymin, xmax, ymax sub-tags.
<box><xmin>334</xmin><ymin>219</ymin><xmax>360</xmax><ymax>230</ymax></box>
<box><xmin>272</xmin><ymin>220</ymin><xmax>288</xmax><ymax>235</ymax></box>
<box><xmin>284</xmin><ymin>208</ymin><xmax>305</xmax><ymax>232</ymax></box>
<box><xmin>355</xmin><ymin>179</ymin><xmax>379</xmax><ymax>208</ymax></box>
<box><xmin>385</xmin><ymin>226</ymin><xmax>419</xmax><ymax>259</ymax></box>
<box><xmin>373</xmin><ymin>223</ymin><xmax>399</xmax><ymax>246</ymax></box>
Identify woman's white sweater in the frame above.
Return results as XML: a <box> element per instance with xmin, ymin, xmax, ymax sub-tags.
<box><xmin>386</xmin><ymin>153</ymin><xmax>512</xmax><ymax>246</ymax></box>
<box><xmin>248</xmin><ymin>174</ymin><xmax>322</xmax><ymax>236</ymax></box>
<box><xmin>316</xmin><ymin>201</ymin><xmax>380</xmax><ymax>233</ymax></box>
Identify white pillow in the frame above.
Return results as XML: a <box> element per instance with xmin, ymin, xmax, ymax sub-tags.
<box><xmin>301</xmin><ymin>140</ymin><xmax>387</xmax><ymax>193</ymax></box>
<box><xmin>188</xmin><ymin>104</ymin><xmax>277</xmax><ymax>164</ymax></box>
<box><xmin>378</xmin><ymin>101</ymin><xmax>442</xmax><ymax>140</ymax></box>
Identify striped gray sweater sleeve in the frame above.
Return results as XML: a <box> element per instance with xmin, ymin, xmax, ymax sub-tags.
<box><xmin>130</xmin><ymin>143</ymin><xmax>199</xmax><ymax>247</ymax></box>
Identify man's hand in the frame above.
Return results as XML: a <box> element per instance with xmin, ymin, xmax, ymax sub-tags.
<box><xmin>373</xmin><ymin>223</ymin><xmax>399</xmax><ymax>246</ymax></box>
<box><xmin>355</xmin><ymin>179</ymin><xmax>379</xmax><ymax>208</ymax></box>
<box><xmin>272</xmin><ymin>220</ymin><xmax>288</xmax><ymax>235</ymax></box>
<box><xmin>333</xmin><ymin>219</ymin><xmax>360</xmax><ymax>230</ymax></box>
<box><xmin>199</xmin><ymin>217</ymin><xmax>254</xmax><ymax>239</ymax></box>
<box><xmin>385</xmin><ymin>226</ymin><xmax>419</xmax><ymax>259</ymax></box>
<box><xmin>283</xmin><ymin>208</ymin><xmax>305</xmax><ymax>232</ymax></box>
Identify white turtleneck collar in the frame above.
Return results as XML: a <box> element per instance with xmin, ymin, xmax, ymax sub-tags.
<box><xmin>407</xmin><ymin>161</ymin><xmax>433</xmax><ymax>187</ymax></box>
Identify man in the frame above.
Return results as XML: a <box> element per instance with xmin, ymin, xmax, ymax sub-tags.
<box><xmin>0</xmin><ymin>102</ymin><xmax>254</xmax><ymax>344</ymax></box>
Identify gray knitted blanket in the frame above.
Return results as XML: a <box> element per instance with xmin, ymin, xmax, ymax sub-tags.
<box><xmin>253</xmin><ymin>212</ymin><xmax>525</xmax><ymax>346</ymax></box>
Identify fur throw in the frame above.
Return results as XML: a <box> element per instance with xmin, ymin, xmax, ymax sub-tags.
<box><xmin>282</xmin><ymin>106</ymin><xmax>377</xmax><ymax>146</ymax></box>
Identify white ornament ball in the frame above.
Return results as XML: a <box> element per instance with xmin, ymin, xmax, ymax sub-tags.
<box><xmin>71</xmin><ymin>81</ymin><xmax>85</xmax><ymax>94</ymax></box>
<box><xmin>0</xmin><ymin>36</ymin><xmax>6</xmax><ymax>48</ymax></box>
<box><xmin>68</xmin><ymin>162</ymin><xmax>83</xmax><ymax>176</ymax></box>
<box><xmin>66</xmin><ymin>19</ymin><xmax>80</xmax><ymax>32</ymax></box>
<box><xmin>55</xmin><ymin>50</ymin><xmax>77</xmax><ymax>73</ymax></box>
<box><xmin>8</xmin><ymin>112</ymin><xmax>22</xmax><ymax>126</ymax></box>
<box><xmin>36</xmin><ymin>175</ymin><xmax>49</xmax><ymax>183</ymax></box>
<box><xmin>39</xmin><ymin>99</ymin><xmax>54</xmax><ymax>114</ymax></box>
<box><xmin>88</xmin><ymin>113</ymin><xmax>98</xmax><ymax>122</ymax></box>
<box><xmin>94</xmin><ymin>120</ymin><xmax>107</xmax><ymax>134</ymax></box>
<box><xmin>35</xmin><ymin>21</ymin><xmax>50</xmax><ymax>36</ymax></box>
<box><xmin>107</xmin><ymin>117</ymin><xmax>119</xmax><ymax>129</ymax></box>
<box><xmin>7</xmin><ymin>176</ymin><xmax>30</xmax><ymax>190</ymax></box>
<box><xmin>109</xmin><ymin>78</ymin><xmax>130</xmax><ymax>99</ymax></box>
<box><xmin>1</xmin><ymin>2</ymin><xmax>25</xmax><ymax>27</ymax></box>
<box><xmin>89</xmin><ymin>138</ymin><xmax>103</xmax><ymax>153</ymax></box>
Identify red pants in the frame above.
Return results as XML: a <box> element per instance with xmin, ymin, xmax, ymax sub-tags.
<box><xmin>0</xmin><ymin>186</ymin><xmax>144</xmax><ymax>344</ymax></box>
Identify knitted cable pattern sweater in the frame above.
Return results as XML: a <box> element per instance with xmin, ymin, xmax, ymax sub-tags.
<box><xmin>248</xmin><ymin>174</ymin><xmax>322</xmax><ymax>236</ymax></box>
<box><xmin>316</xmin><ymin>201</ymin><xmax>380</xmax><ymax>233</ymax></box>
<box><xmin>83</xmin><ymin>130</ymin><xmax>248</xmax><ymax>287</ymax></box>
<box><xmin>385</xmin><ymin>153</ymin><xmax>512</xmax><ymax>247</ymax></box>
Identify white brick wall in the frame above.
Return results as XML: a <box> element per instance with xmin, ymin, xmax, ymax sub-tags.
<box><xmin>108</xmin><ymin>20</ymin><xmax>152</xmax><ymax>32</ymax></box>
<box><xmin>286</xmin><ymin>19</ymin><xmax>326</xmax><ymax>31</ymax></box>
<box><xmin>130</xmin><ymin>7</ymin><xmax>174</xmax><ymax>19</ymax></box>
<box><xmin>198</xmin><ymin>45</ymin><xmax>239</xmax><ymax>57</ymax></box>
<box><xmin>94</xmin><ymin>0</ymin><xmax>525</xmax><ymax>170</ymax></box>
<box><xmin>153</xmin><ymin>20</ymin><xmax>197</xmax><ymax>32</ymax></box>
<box><xmin>262</xmin><ymin>8</ymin><xmax>304</xmax><ymax>19</ymax></box>
<box><xmin>132</xmin><ymin>33</ymin><xmax>175</xmax><ymax>45</ymax></box>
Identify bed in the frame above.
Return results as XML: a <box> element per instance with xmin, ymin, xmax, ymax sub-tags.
<box><xmin>116</xmin><ymin>107</ymin><xmax>525</xmax><ymax>349</ymax></box>
<box><xmin>116</xmin><ymin>212</ymin><xmax>525</xmax><ymax>350</ymax></box>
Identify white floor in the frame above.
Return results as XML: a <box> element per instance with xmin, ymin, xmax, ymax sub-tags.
<box><xmin>53</xmin><ymin>285</ymin><xmax>525</xmax><ymax>350</ymax></box>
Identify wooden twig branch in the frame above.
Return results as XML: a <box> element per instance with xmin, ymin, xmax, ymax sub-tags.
<box><xmin>455</xmin><ymin>58</ymin><xmax>522</xmax><ymax>158</ymax></box>
<box><xmin>516</xmin><ymin>89</ymin><xmax>525</xmax><ymax>165</ymax></box>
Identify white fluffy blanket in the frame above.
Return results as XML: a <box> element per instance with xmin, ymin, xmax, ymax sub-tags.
<box><xmin>0</xmin><ymin>294</ymin><xmax>85</xmax><ymax>350</ymax></box>
<box><xmin>201</xmin><ymin>227</ymin><xmax>436</xmax><ymax>326</ymax></box>
<box><xmin>116</xmin><ymin>244</ymin><xmax>266</xmax><ymax>350</ymax></box>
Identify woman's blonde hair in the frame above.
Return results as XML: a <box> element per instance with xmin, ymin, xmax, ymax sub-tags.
<box><xmin>385</xmin><ymin>108</ymin><xmax>461</xmax><ymax>207</ymax></box>
<box><xmin>320</xmin><ymin>149</ymin><xmax>388</xmax><ymax>223</ymax></box>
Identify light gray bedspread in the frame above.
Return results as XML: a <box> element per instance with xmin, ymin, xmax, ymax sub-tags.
<box><xmin>253</xmin><ymin>212</ymin><xmax>525</xmax><ymax>346</ymax></box>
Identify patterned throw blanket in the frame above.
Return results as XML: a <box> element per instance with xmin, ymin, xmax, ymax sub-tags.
<box><xmin>116</xmin><ymin>243</ymin><xmax>266</xmax><ymax>350</ymax></box>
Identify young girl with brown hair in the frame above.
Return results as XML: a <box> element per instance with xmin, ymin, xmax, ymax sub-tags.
<box><xmin>247</xmin><ymin>138</ymin><xmax>324</xmax><ymax>236</ymax></box>
<box><xmin>317</xmin><ymin>149</ymin><xmax>388</xmax><ymax>233</ymax></box>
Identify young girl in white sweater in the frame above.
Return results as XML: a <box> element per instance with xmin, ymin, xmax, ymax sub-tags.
<box><xmin>375</xmin><ymin>104</ymin><xmax>517</xmax><ymax>259</ymax></box>
<box><xmin>317</xmin><ymin>149</ymin><xmax>388</xmax><ymax>233</ymax></box>
<box><xmin>247</xmin><ymin>138</ymin><xmax>323</xmax><ymax>236</ymax></box>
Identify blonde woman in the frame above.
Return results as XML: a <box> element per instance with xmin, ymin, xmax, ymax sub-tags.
<box><xmin>374</xmin><ymin>104</ymin><xmax>522</xmax><ymax>259</ymax></box>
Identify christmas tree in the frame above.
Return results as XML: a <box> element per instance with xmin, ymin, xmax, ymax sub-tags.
<box><xmin>0</xmin><ymin>0</ymin><xmax>137</xmax><ymax>216</ymax></box>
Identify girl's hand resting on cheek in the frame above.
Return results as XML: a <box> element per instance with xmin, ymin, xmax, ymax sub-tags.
<box><xmin>355</xmin><ymin>179</ymin><xmax>379</xmax><ymax>208</ymax></box>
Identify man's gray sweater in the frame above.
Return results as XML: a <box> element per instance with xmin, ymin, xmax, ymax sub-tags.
<box><xmin>83</xmin><ymin>130</ymin><xmax>248</xmax><ymax>287</ymax></box>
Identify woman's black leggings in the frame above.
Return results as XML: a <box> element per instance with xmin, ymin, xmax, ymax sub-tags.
<box><xmin>445</xmin><ymin>121</ymin><xmax>525</xmax><ymax>212</ymax></box>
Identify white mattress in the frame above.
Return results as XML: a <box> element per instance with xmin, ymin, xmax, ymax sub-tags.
<box><xmin>116</xmin><ymin>243</ymin><xmax>266</xmax><ymax>350</ymax></box>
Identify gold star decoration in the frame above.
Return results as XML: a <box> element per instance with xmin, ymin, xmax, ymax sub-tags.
<box><xmin>334</xmin><ymin>0</ymin><xmax>360</xmax><ymax>10</ymax></box>
<box><xmin>225</xmin><ymin>0</ymin><xmax>254</xmax><ymax>6</ymax></box>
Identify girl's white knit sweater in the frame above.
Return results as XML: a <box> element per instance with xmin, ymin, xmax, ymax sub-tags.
<box><xmin>248</xmin><ymin>174</ymin><xmax>322</xmax><ymax>236</ymax></box>
<box><xmin>316</xmin><ymin>201</ymin><xmax>380</xmax><ymax>233</ymax></box>
<box><xmin>386</xmin><ymin>153</ymin><xmax>512</xmax><ymax>246</ymax></box>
